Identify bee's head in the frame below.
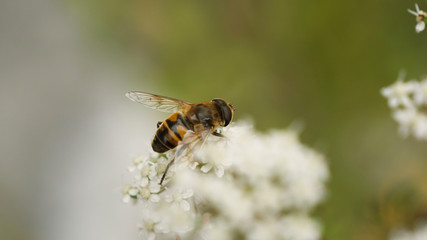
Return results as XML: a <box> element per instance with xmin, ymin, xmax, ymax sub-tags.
<box><xmin>212</xmin><ymin>98</ymin><xmax>234</xmax><ymax>127</ymax></box>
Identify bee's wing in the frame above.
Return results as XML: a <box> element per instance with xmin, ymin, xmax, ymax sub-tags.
<box><xmin>159</xmin><ymin>127</ymin><xmax>214</xmax><ymax>185</ymax></box>
<box><xmin>175</xmin><ymin>127</ymin><xmax>214</xmax><ymax>162</ymax></box>
<box><xmin>126</xmin><ymin>91</ymin><xmax>192</xmax><ymax>113</ymax></box>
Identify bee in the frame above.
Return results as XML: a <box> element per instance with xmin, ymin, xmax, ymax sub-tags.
<box><xmin>126</xmin><ymin>91</ymin><xmax>235</xmax><ymax>184</ymax></box>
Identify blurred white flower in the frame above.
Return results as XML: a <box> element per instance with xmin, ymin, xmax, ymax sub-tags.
<box><xmin>200</xmin><ymin>218</ymin><xmax>233</xmax><ymax>240</ymax></box>
<box><xmin>250</xmin><ymin>179</ymin><xmax>282</xmax><ymax>215</ymax></box>
<box><xmin>162</xmin><ymin>204</ymin><xmax>195</xmax><ymax>234</ymax></box>
<box><xmin>247</xmin><ymin>218</ymin><xmax>283</xmax><ymax>240</ymax></box>
<box><xmin>413</xmin><ymin>79</ymin><xmax>427</xmax><ymax>105</ymax></box>
<box><xmin>123</xmin><ymin>121</ymin><xmax>329</xmax><ymax>239</ymax></box>
<box><xmin>137</xmin><ymin>211</ymin><xmax>170</xmax><ymax>240</ymax></box>
<box><xmin>393</xmin><ymin>108</ymin><xmax>427</xmax><ymax>141</ymax></box>
<box><xmin>280</xmin><ymin>214</ymin><xmax>322</xmax><ymax>240</ymax></box>
<box><xmin>381</xmin><ymin>80</ymin><xmax>417</xmax><ymax>109</ymax></box>
<box><xmin>413</xmin><ymin>114</ymin><xmax>427</xmax><ymax>141</ymax></box>
<box><xmin>390</xmin><ymin>221</ymin><xmax>427</xmax><ymax>240</ymax></box>
<box><xmin>408</xmin><ymin>4</ymin><xmax>427</xmax><ymax>33</ymax></box>
<box><xmin>382</xmin><ymin>76</ymin><xmax>427</xmax><ymax>141</ymax></box>
<box><xmin>196</xmin><ymin>139</ymin><xmax>232</xmax><ymax>177</ymax></box>
<box><xmin>416</xmin><ymin>21</ymin><xmax>426</xmax><ymax>33</ymax></box>
<box><xmin>393</xmin><ymin>108</ymin><xmax>419</xmax><ymax>137</ymax></box>
<box><xmin>164</xmin><ymin>188</ymin><xmax>194</xmax><ymax>211</ymax></box>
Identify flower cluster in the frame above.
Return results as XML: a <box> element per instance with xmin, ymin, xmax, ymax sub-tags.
<box><xmin>390</xmin><ymin>221</ymin><xmax>427</xmax><ymax>240</ymax></box>
<box><xmin>123</xmin><ymin>122</ymin><xmax>329</xmax><ymax>240</ymax></box>
<box><xmin>381</xmin><ymin>76</ymin><xmax>427</xmax><ymax>141</ymax></box>
<box><xmin>408</xmin><ymin>4</ymin><xmax>427</xmax><ymax>33</ymax></box>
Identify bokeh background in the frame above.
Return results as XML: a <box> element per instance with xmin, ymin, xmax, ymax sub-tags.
<box><xmin>1</xmin><ymin>0</ymin><xmax>427</xmax><ymax>239</ymax></box>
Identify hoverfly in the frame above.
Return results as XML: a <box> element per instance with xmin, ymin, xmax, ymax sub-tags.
<box><xmin>126</xmin><ymin>91</ymin><xmax>235</xmax><ymax>184</ymax></box>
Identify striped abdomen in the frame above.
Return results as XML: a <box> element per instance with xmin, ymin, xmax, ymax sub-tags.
<box><xmin>152</xmin><ymin>112</ymin><xmax>191</xmax><ymax>153</ymax></box>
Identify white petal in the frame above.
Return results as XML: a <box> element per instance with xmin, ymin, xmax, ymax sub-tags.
<box><xmin>149</xmin><ymin>166</ymin><xmax>157</xmax><ymax>177</ymax></box>
<box><xmin>150</xmin><ymin>194</ymin><xmax>160</xmax><ymax>203</ymax></box>
<box><xmin>408</xmin><ymin>9</ymin><xmax>418</xmax><ymax>16</ymax></box>
<box><xmin>401</xmin><ymin>96</ymin><xmax>415</xmax><ymax>109</ymax></box>
<box><xmin>147</xmin><ymin>232</ymin><xmax>156</xmax><ymax>240</ymax></box>
<box><xmin>416</xmin><ymin>3</ymin><xmax>420</xmax><ymax>12</ymax></box>
<box><xmin>140</xmin><ymin>177</ymin><xmax>149</xmax><ymax>187</ymax></box>
<box><xmin>398</xmin><ymin>125</ymin><xmax>410</xmax><ymax>137</ymax></box>
<box><xmin>380</xmin><ymin>87</ymin><xmax>392</xmax><ymax>97</ymax></box>
<box><xmin>416</xmin><ymin>21</ymin><xmax>425</xmax><ymax>33</ymax></box>
<box><xmin>389</xmin><ymin>98</ymin><xmax>399</xmax><ymax>108</ymax></box>
<box><xmin>413</xmin><ymin>115</ymin><xmax>427</xmax><ymax>139</ymax></box>
<box><xmin>136</xmin><ymin>163</ymin><xmax>144</xmax><ymax>170</ymax></box>
<box><xmin>182</xmin><ymin>189</ymin><xmax>194</xmax><ymax>199</ymax></box>
<box><xmin>122</xmin><ymin>195</ymin><xmax>131</xmax><ymax>203</ymax></box>
<box><xmin>201</xmin><ymin>164</ymin><xmax>213</xmax><ymax>173</ymax></box>
<box><xmin>214</xmin><ymin>166</ymin><xmax>225</xmax><ymax>177</ymax></box>
<box><xmin>154</xmin><ymin>222</ymin><xmax>170</xmax><ymax>234</ymax></box>
<box><xmin>222</xmin><ymin>159</ymin><xmax>233</xmax><ymax>167</ymax></box>
<box><xmin>189</xmin><ymin>161</ymin><xmax>199</xmax><ymax>169</ymax></box>
<box><xmin>164</xmin><ymin>194</ymin><xmax>173</xmax><ymax>202</ymax></box>
<box><xmin>129</xmin><ymin>188</ymin><xmax>139</xmax><ymax>196</ymax></box>
<box><xmin>180</xmin><ymin>200</ymin><xmax>191</xmax><ymax>211</ymax></box>
<box><xmin>149</xmin><ymin>183</ymin><xmax>161</xmax><ymax>193</ymax></box>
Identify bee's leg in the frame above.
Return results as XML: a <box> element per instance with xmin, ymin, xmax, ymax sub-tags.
<box><xmin>159</xmin><ymin>157</ymin><xmax>175</xmax><ymax>185</ymax></box>
<box><xmin>212</xmin><ymin>130</ymin><xmax>225</xmax><ymax>137</ymax></box>
<box><xmin>157</xmin><ymin>121</ymin><xmax>162</xmax><ymax>128</ymax></box>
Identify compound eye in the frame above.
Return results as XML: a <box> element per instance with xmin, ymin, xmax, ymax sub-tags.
<box><xmin>222</xmin><ymin>105</ymin><xmax>232</xmax><ymax>126</ymax></box>
<box><xmin>212</xmin><ymin>99</ymin><xmax>233</xmax><ymax>127</ymax></box>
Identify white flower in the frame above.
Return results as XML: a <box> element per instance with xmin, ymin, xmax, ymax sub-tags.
<box><xmin>200</xmin><ymin>218</ymin><xmax>233</xmax><ymax>240</ymax></box>
<box><xmin>122</xmin><ymin>185</ymin><xmax>139</xmax><ymax>203</ymax></box>
<box><xmin>393</xmin><ymin>108</ymin><xmax>427</xmax><ymax>139</ymax></box>
<box><xmin>164</xmin><ymin>188</ymin><xmax>194</xmax><ymax>211</ymax></box>
<box><xmin>197</xmin><ymin>139</ymin><xmax>232</xmax><ymax>177</ymax></box>
<box><xmin>174</xmin><ymin>169</ymin><xmax>254</xmax><ymax>225</ymax></box>
<box><xmin>382</xmin><ymin>75</ymin><xmax>427</xmax><ymax>141</ymax></box>
<box><xmin>128</xmin><ymin>187</ymin><xmax>139</xmax><ymax>196</ymax></box>
<box><xmin>284</xmin><ymin>179</ymin><xmax>327</xmax><ymax>210</ymax></box>
<box><xmin>416</xmin><ymin>21</ymin><xmax>425</xmax><ymax>33</ymax></box>
<box><xmin>139</xmin><ymin>178</ymin><xmax>160</xmax><ymax>202</ymax></box>
<box><xmin>123</xmin><ymin>122</ymin><xmax>329</xmax><ymax>239</ymax></box>
<box><xmin>413</xmin><ymin>79</ymin><xmax>427</xmax><ymax>105</ymax></box>
<box><xmin>408</xmin><ymin>4</ymin><xmax>427</xmax><ymax>33</ymax></box>
<box><xmin>250</xmin><ymin>179</ymin><xmax>282</xmax><ymax>215</ymax></box>
<box><xmin>413</xmin><ymin>114</ymin><xmax>427</xmax><ymax>140</ymax></box>
<box><xmin>381</xmin><ymin>80</ymin><xmax>417</xmax><ymax>109</ymax></box>
<box><xmin>163</xmin><ymin>205</ymin><xmax>195</xmax><ymax>234</ymax></box>
<box><xmin>122</xmin><ymin>195</ymin><xmax>131</xmax><ymax>203</ymax></box>
<box><xmin>390</xmin><ymin>221</ymin><xmax>427</xmax><ymax>240</ymax></box>
<box><xmin>247</xmin><ymin>218</ymin><xmax>283</xmax><ymax>240</ymax></box>
<box><xmin>280</xmin><ymin>214</ymin><xmax>322</xmax><ymax>240</ymax></box>
<box><xmin>137</xmin><ymin>211</ymin><xmax>170</xmax><ymax>240</ymax></box>
<box><xmin>127</xmin><ymin>155</ymin><xmax>146</xmax><ymax>172</ymax></box>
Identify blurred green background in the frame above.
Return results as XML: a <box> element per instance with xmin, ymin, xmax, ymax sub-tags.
<box><xmin>2</xmin><ymin>0</ymin><xmax>427</xmax><ymax>239</ymax></box>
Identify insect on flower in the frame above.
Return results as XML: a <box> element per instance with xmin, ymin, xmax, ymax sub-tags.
<box><xmin>126</xmin><ymin>92</ymin><xmax>235</xmax><ymax>185</ymax></box>
<box><xmin>408</xmin><ymin>4</ymin><xmax>427</xmax><ymax>33</ymax></box>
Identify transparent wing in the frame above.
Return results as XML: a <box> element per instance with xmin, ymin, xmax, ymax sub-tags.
<box><xmin>125</xmin><ymin>91</ymin><xmax>192</xmax><ymax>113</ymax></box>
<box><xmin>175</xmin><ymin>127</ymin><xmax>214</xmax><ymax>162</ymax></box>
<box><xmin>159</xmin><ymin>127</ymin><xmax>214</xmax><ymax>185</ymax></box>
